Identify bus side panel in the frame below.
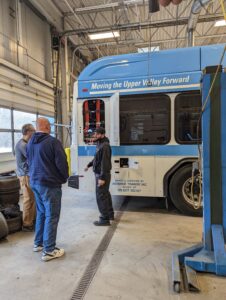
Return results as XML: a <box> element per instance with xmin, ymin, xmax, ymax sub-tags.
<box><xmin>77</xmin><ymin>155</ymin><xmax>196</xmax><ymax>197</ymax></box>
<box><xmin>78</xmin><ymin>155</ymin><xmax>155</xmax><ymax>196</ymax></box>
<box><xmin>111</xmin><ymin>156</ymin><xmax>155</xmax><ymax>197</ymax></box>
<box><xmin>110</xmin><ymin>155</ymin><xmax>192</xmax><ymax>197</ymax></box>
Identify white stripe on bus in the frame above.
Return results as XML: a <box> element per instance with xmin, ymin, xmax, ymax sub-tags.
<box><xmin>89</xmin><ymin>84</ymin><xmax>200</xmax><ymax>95</ymax></box>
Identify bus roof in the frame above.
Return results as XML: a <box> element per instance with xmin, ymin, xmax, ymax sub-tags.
<box><xmin>77</xmin><ymin>44</ymin><xmax>226</xmax><ymax>98</ymax></box>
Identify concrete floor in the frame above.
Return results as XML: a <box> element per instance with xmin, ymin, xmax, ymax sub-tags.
<box><xmin>0</xmin><ymin>187</ymin><xmax>225</xmax><ymax>300</ymax></box>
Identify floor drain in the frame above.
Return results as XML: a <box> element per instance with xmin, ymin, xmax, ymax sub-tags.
<box><xmin>71</xmin><ymin>197</ymin><xmax>129</xmax><ymax>300</ymax></box>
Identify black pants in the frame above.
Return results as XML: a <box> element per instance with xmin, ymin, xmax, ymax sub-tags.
<box><xmin>95</xmin><ymin>173</ymin><xmax>114</xmax><ymax>220</ymax></box>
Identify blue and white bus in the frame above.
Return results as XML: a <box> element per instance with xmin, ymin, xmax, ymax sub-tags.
<box><xmin>71</xmin><ymin>44</ymin><xmax>226</xmax><ymax>216</ymax></box>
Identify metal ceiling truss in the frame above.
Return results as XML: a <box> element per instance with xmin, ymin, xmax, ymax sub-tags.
<box><xmin>63</xmin><ymin>0</ymin><xmax>150</xmax><ymax>16</ymax></box>
<box><xmin>72</xmin><ymin>31</ymin><xmax>226</xmax><ymax>50</ymax></box>
<box><xmin>49</xmin><ymin>0</ymin><xmax>225</xmax><ymax>58</ymax></box>
<box><xmin>62</xmin><ymin>14</ymin><xmax>223</xmax><ymax>36</ymax></box>
<box><xmin>63</xmin><ymin>0</ymin><xmax>106</xmax><ymax>58</ymax></box>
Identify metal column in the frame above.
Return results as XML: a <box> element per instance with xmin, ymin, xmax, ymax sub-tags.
<box><xmin>172</xmin><ymin>68</ymin><xmax>226</xmax><ymax>293</ymax></box>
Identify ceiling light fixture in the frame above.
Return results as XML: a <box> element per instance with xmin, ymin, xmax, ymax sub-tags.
<box><xmin>88</xmin><ymin>31</ymin><xmax>120</xmax><ymax>40</ymax></box>
<box><xmin>214</xmin><ymin>20</ymin><xmax>226</xmax><ymax>27</ymax></box>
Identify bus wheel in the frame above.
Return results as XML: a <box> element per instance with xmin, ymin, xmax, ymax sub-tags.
<box><xmin>169</xmin><ymin>165</ymin><xmax>202</xmax><ymax>217</ymax></box>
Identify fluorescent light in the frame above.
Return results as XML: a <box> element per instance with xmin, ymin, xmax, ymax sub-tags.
<box><xmin>138</xmin><ymin>46</ymin><xmax>160</xmax><ymax>53</ymax></box>
<box><xmin>214</xmin><ymin>20</ymin><xmax>226</xmax><ymax>27</ymax></box>
<box><xmin>88</xmin><ymin>31</ymin><xmax>120</xmax><ymax>40</ymax></box>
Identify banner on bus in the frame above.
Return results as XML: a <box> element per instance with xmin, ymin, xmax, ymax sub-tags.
<box><xmin>78</xmin><ymin>72</ymin><xmax>201</xmax><ymax>98</ymax></box>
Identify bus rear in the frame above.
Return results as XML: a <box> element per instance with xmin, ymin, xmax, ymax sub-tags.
<box><xmin>71</xmin><ymin>44</ymin><xmax>226</xmax><ymax>216</ymax></box>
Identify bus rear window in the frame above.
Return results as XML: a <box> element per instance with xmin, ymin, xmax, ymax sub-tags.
<box><xmin>175</xmin><ymin>92</ymin><xmax>201</xmax><ymax>144</ymax></box>
<box><xmin>120</xmin><ymin>94</ymin><xmax>170</xmax><ymax>145</ymax></box>
<box><xmin>83</xmin><ymin>99</ymin><xmax>105</xmax><ymax>144</ymax></box>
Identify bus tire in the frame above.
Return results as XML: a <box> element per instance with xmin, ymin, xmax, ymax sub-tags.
<box><xmin>169</xmin><ymin>165</ymin><xmax>202</xmax><ymax>217</ymax></box>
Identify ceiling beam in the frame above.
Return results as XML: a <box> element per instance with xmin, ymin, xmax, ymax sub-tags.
<box><xmin>62</xmin><ymin>14</ymin><xmax>223</xmax><ymax>36</ymax></box>
<box><xmin>68</xmin><ymin>32</ymin><xmax>226</xmax><ymax>49</ymax></box>
<box><xmin>63</xmin><ymin>0</ymin><xmax>149</xmax><ymax>16</ymax></box>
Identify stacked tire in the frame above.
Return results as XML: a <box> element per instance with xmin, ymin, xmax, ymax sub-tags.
<box><xmin>1</xmin><ymin>206</ymin><xmax>22</xmax><ymax>234</ymax></box>
<box><xmin>0</xmin><ymin>173</ymin><xmax>22</xmax><ymax>237</ymax></box>
<box><xmin>0</xmin><ymin>173</ymin><xmax>20</xmax><ymax>205</ymax></box>
<box><xmin>0</xmin><ymin>212</ymin><xmax>8</xmax><ymax>239</ymax></box>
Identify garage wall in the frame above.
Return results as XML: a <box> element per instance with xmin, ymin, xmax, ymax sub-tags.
<box><xmin>0</xmin><ymin>0</ymin><xmax>17</xmax><ymax>67</ymax></box>
<box><xmin>0</xmin><ymin>0</ymin><xmax>52</xmax><ymax>81</ymax></box>
<box><xmin>0</xmin><ymin>0</ymin><xmax>54</xmax><ymax>173</ymax></box>
<box><xmin>0</xmin><ymin>60</ymin><xmax>54</xmax><ymax>115</ymax></box>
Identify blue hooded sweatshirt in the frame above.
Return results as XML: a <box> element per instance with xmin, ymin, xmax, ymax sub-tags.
<box><xmin>27</xmin><ymin>132</ymin><xmax>69</xmax><ymax>188</ymax></box>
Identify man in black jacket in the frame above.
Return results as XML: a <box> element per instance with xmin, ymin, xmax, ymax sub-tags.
<box><xmin>85</xmin><ymin>127</ymin><xmax>114</xmax><ymax>226</ymax></box>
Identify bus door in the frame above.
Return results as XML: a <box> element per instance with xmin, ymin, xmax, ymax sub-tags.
<box><xmin>111</xmin><ymin>93</ymin><xmax>160</xmax><ymax>197</ymax></box>
<box><xmin>76</xmin><ymin>94</ymin><xmax>120</xmax><ymax>192</ymax></box>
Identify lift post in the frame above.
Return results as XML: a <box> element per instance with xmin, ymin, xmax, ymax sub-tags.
<box><xmin>172</xmin><ymin>67</ymin><xmax>226</xmax><ymax>293</ymax></box>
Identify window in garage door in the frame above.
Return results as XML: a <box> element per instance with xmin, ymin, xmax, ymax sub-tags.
<box><xmin>0</xmin><ymin>108</ymin><xmax>56</xmax><ymax>154</ymax></box>
<box><xmin>13</xmin><ymin>110</ymin><xmax>37</xmax><ymax>151</ymax></box>
<box><xmin>13</xmin><ymin>110</ymin><xmax>37</xmax><ymax>130</ymax></box>
<box><xmin>0</xmin><ymin>108</ymin><xmax>12</xmax><ymax>153</ymax></box>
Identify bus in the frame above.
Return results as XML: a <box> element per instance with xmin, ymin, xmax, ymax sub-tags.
<box><xmin>71</xmin><ymin>44</ymin><xmax>226</xmax><ymax>216</ymax></box>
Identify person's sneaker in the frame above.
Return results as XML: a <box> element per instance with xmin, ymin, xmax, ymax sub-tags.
<box><xmin>93</xmin><ymin>220</ymin><xmax>110</xmax><ymax>226</ymax></box>
<box><xmin>109</xmin><ymin>215</ymin><xmax>115</xmax><ymax>221</ymax></box>
<box><xmin>33</xmin><ymin>245</ymin><xmax>43</xmax><ymax>252</ymax></box>
<box><xmin>41</xmin><ymin>247</ymin><xmax>65</xmax><ymax>262</ymax></box>
<box><xmin>22</xmin><ymin>226</ymin><xmax>34</xmax><ymax>232</ymax></box>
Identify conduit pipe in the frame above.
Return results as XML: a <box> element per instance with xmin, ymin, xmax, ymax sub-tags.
<box><xmin>187</xmin><ymin>0</ymin><xmax>211</xmax><ymax>46</ymax></box>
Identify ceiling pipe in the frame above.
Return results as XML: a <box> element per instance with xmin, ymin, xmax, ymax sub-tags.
<box><xmin>187</xmin><ymin>0</ymin><xmax>211</xmax><ymax>47</ymax></box>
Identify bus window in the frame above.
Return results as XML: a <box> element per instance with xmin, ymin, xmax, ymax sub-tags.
<box><xmin>120</xmin><ymin>94</ymin><xmax>170</xmax><ymax>145</ymax></box>
<box><xmin>83</xmin><ymin>99</ymin><xmax>105</xmax><ymax>144</ymax></box>
<box><xmin>175</xmin><ymin>92</ymin><xmax>201</xmax><ymax>144</ymax></box>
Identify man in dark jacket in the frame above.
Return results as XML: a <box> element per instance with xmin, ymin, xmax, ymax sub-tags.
<box><xmin>85</xmin><ymin>127</ymin><xmax>114</xmax><ymax>226</ymax></box>
<box><xmin>27</xmin><ymin>117</ymin><xmax>69</xmax><ymax>262</ymax></box>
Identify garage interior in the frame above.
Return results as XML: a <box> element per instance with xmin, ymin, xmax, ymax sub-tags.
<box><xmin>1</xmin><ymin>0</ymin><xmax>226</xmax><ymax>299</ymax></box>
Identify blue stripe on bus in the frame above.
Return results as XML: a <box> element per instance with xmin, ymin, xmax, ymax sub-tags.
<box><xmin>78</xmin><ymin>145</ymin><xmax>199</xmax><ymax>156</ymax></box>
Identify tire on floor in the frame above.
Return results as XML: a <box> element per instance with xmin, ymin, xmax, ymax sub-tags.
<box><xmin>0</xmin><ymin>212</ymin><xmax>9</xmax><ymax>239</ymax></box>
<box><xmin>0</xmin><ymin>173</ymin><xmax>20</xmax><ymax>206</ymax></box>
<box><xmin>3</xmin><ymin>210</ymin><xmax>22</xmax><ymax>234</ymax></box>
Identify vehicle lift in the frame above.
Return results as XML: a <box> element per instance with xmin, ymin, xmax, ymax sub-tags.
<box><xmin>172</xmin><ymin>65</ymin><xmax>226</xmax><ymax>293</ymax></box>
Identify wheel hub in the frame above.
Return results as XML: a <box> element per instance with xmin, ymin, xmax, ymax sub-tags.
<box><xmin>182</xmin><ymin>176</ymin><xmax>202</xmax><ymax>208</ymax></box>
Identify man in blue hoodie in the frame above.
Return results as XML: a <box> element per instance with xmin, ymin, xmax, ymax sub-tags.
<box><xmin>27</xmin><ymin>117</ymin><xmax>68</xmax><ymax>262</ymax></box>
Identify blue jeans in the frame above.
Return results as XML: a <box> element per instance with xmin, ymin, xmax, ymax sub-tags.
<box><xmin>31</xmin><ymin>184</ymin><xmax>62</xmax><ymax>252</ymax></box>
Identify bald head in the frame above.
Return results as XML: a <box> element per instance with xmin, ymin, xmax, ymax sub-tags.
<box><xmin>36</xmin><ymin>117</ymin><xmax>51</xmax><ymax>134</ymax></box>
